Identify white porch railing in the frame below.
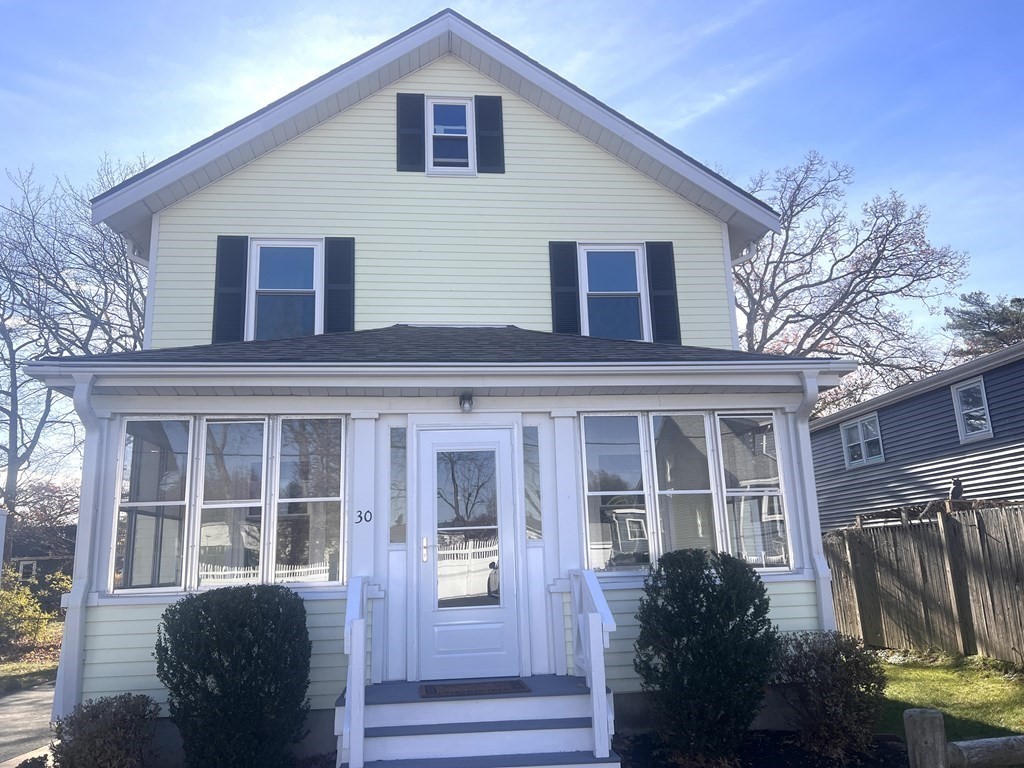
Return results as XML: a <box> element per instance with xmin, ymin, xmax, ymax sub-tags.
<box><xmin>341</xmin><ymin>576</ymin><xmax>368</xmax><ymax>768</ymax></box>
<box><xmin>569</xmin><ymin>569</ymin><xmax>617</xmax><ymax>759</ymax></box>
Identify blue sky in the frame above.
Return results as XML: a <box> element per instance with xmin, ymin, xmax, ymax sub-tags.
<box><xmin>2</xmin><ymin>0</ymin><xmax>1021</xmax><ymax>306</ymax></box>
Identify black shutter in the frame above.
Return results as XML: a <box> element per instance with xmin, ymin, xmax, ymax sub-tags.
<box><xmin>549</xmin><ymin>241</ymin><xmax>580</xmax><ymax>335</ymax></box>
<box><xmin>475</xmin><ymin>95</ymin><xmax>505</xmax><ymax>174</ymax></box>
<box><xmin>645</xmin><ymin>241</ymin><xmax>681</xmax><ymax>345</ymax></box>
<box><xmin>324</xmin><ymin>237</ymin><xmax>355</xmax><ymax>333</ymax></box>
<box><xmin>396</xmin><ymin>93</ymin><xmax>425</xmax><ymax>172</ymax></box>
<box><xmin>212</xmin><ymin>235</ymin><xmax>248</xmax><ymax>343</ymax></box>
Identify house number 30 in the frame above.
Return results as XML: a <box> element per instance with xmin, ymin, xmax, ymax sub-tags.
<box><xmin>355</xmin><ymin>509</ymin><xmax>373</xmax><ymax>524</ymax></box>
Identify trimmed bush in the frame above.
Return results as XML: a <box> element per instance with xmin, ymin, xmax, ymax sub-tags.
<box><xmin>772</xmin><ymin>631</ymin><xmax>886</xmax><ymax>761</ymax></box>
<box><xmin>15</xmin><ymin>757</ymin><xmax>48</xmax><ymax>768</ymax></box>
<box><xmin>50</xmin><ymin>693</ymin><xmax>159</xmax><ymax>768</ymax></box>
<box><xmin>155</xmin><ymin>584</ymin><xmax>312</xmax><ymax>768</ymax></box>
<box><xmin>0</xmin><ymin>566</ymin><xmax>51</xmax><ymax>654</ymax></box>
<box><xmin>634</xmin><ymin>549</ymin><xmax>778</xmax><ymax>762</ymax></box>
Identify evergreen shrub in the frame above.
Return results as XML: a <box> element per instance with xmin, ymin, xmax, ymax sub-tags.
<box><xmin>155</xmin><ymin>584</ymin><xmax>312</xmax><ymax>768</ymax></box>
<box><xmin>0</xmin><ymin>566</ymin><xmax>51</xmax><ymax>654</ymax></box>
<box><xmin>634</xmin><ymin>549</ymin><xmax>777</xmax><ymax>762</ymax></box>
<box><xmin>50</xmin><ymin>693</ymin><xmax>159</xmax><ymax>768</ymax></box>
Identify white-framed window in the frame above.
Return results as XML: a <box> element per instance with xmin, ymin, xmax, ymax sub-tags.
<box><xmin>581</xmin><ymin>411</ymin><xmax>792</xmax><ymax>572</ymax></box>
<box><xmin>952</xmin><ymin>376</ymin><xmax>993</xmax><ymax>442</ymax></box>
<box><xmin>840</xmin><ymin>413</ymin><xmax>884</xmax><ymax>468</ymax></box>
<box><xmin>17</xmin><ymin>561</ymin><xmax>37</xmax><ymax>581</ymax></box>
<box><xmin>113</xmin><ymin>415</ymin><xmax>344</xmax><ymax>592</ymax></box>
<box><xmin>426</xmin><ymin>97</ymin><xmax>476</xmax><ymax>175</ymax></box>
<box><xmin>246</xmin><ymin>239</ymin><xmax>324</xmax><ymax>341</ymax></box>
<box><xmin>578</xmin><ymin>244</ymin><xmax>651</xmax><ymax>341</ymax></box>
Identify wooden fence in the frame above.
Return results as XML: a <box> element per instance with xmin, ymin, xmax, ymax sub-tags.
<box><xmin>824</xmin><ymin>502</ymin><xmax>1024</xmax><ymax>662</ymax></box>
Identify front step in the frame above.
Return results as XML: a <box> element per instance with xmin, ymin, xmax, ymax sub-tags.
<box><xmin>351</xmin><ymin>752</ymin><xmax>620</xmax><ymax>768</ymax></box>
<box><xmin>336</xmin><ymin>676</ymin><xmax>619</xmax><ymax>768</ymax></box>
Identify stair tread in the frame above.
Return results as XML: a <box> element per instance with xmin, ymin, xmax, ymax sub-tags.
<box><xmin>340</xmin><ymin>676</ymin><xmax>598</xmax><ymax>707</ymax></box>
<box><xmin>344</xmin><ymin>751</ymin><xmax>621</xmax><ymax>767</ymax></box>
<box><xmin>366</xmin><ymin>716</ymin><xmax>593</xmax><ymax>738</ymax></box>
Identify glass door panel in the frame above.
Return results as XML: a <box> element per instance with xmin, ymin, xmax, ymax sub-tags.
<box><xmin>435</xmin><ymin>450</ymin><xmax>500</xmax><ymax>608</ymax></box>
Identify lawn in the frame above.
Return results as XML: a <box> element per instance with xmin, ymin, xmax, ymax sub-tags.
<box><xmin>878</xmin><ymin>652</ymin><xmax>1024</xmax><ymax>741</ymax></box>
<box><xmin>0</xmin><ymin>623</ymin><xmax>62</xmax><ymax>697</ymax></box>
<box><xmin>618</xmin><ymin>652</ymin><xmax>1024</xmax><ymax>767</ymax></box>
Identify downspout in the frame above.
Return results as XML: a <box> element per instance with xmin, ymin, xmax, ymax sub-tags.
<box><xmin>52</xmin><ymin>373</ymin><xmax>100</xmax><ymax>719</ymax></box>
<box><xmin>795</xmin><ymin>371</ymin><xmax>838</xmax><ymax>631</ymax></box>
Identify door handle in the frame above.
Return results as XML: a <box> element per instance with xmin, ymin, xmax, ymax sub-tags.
<box><xmin>422</xmin><ymin>537</ymin><xmax>433</xmax><ymax>563</ymax></box>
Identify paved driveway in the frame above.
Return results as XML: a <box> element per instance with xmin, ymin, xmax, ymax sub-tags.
<box><xmin>0</xmin><ymin>683</ymin><xmax>54</xmax><ymax>764</ymax></box>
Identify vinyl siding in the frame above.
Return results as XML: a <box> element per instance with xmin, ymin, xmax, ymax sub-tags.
<box><xmin>81</xmin><ymin>597</ymin><xmax>347</xmax><ymax>712</ymax></box>
<box><xmin>813</xmin><ymin>358</ymin><xmax>1024</xmax><ymax>529</ymax></box>
<box><xmin>603</xmin><ymin>580</ymin><xmax>820</xmax><ymax>693</ymax></box>
<box><xmin>152</xmin><ymin>55</ymin><xmax>732</xmax><ymax>349</ymax></box>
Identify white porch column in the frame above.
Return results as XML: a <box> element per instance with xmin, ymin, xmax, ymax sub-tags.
<box><xmin>348</xmin><ymin>412</ymin><xmax>379</xmax><ymax>578</ymax></box>
<box><xmin>548</xmin><ymin>410</ymin><xmax>582</xmax><ymax>676</ymax></box>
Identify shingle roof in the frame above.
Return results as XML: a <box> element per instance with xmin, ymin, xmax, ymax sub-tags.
<box><xmin>39</xmin><ymin>325</ymin><xmax>823</xmax><ymax>367</ymax></box>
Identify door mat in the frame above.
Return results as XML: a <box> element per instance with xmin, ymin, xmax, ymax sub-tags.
<box><xmin>419</xmin><ymin>679</ymin><xmax>531</xmax><ymax>698</ymax></box>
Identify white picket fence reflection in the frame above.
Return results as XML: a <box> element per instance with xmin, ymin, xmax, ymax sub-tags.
<box><xmin>436</xmin><ymin>537</ymin><xmax>498</xmax><ymax>600</ymax></box>
<box><xmin>197</xmin><ymin>561</ymin><xmax>330</xmax><ymax>584</ymax></box>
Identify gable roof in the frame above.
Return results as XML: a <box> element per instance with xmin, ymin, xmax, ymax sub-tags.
<box><xmin>92</xmin><ymin>8</ymin><xmax>778</xmax><ymax>262</ymax></box>
<box><xmin>810</xmin><ymin>341</ymin><xmax>1024</xmax><ymax>431</ymax></box>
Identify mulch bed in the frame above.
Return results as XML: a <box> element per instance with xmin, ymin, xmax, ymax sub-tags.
<box><xmin>614</xmin><ymin>731</ymin><xmax>909</xmax><ymax>768</ymax></box>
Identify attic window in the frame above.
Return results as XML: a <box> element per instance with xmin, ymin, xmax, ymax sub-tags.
<box><xmin>427</xmin><ymin>97</ymin><xmax>475</xmax><ymax>174</ymax></box>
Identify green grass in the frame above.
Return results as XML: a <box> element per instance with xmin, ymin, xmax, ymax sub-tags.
<box><xmin>879</xmin><ymin>655</ymin><xmax>1024</xmax><ymax>741</ymax></box>
<box><xmin>0</xmin><ymin>622</ymin><xmax>62</xmax><ymax>697</ymax></box>
<box><xmin>0</xmin><ymin>656</ymin><xmax>58</xmax><ymax>697</ymax></box>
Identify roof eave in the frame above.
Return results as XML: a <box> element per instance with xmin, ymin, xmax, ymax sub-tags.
<box><xmin>810</xmin><ymin>342</ymin><xmax>1024</xmax><ymax>431</ymax></box>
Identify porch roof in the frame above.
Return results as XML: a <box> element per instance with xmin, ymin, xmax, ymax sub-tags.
<box><xmin>36</xmin><ymin>324</ymin><xmax>833</xmax><ymax>366</ymax></box>
<box><xmin>27</xmin><ymin>325</ymin><xmax>855</xmax><ymax>399</ymax></box>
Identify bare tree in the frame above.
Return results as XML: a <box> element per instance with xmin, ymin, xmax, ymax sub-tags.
<box><xmin>734</xmin><ymin>152</ymin><xmax>968</xmax><ymax>413</ymax></box>
<box><xmin>0</xmin><ymin>158</ymin><xmax>146</xmax><ymax>559</ymax></box>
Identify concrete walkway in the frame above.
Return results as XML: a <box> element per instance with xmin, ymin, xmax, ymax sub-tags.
<box><xmin>0</xmin><ymin>682</ymin><xmax>54</xmax><ymax>766</ymax></box>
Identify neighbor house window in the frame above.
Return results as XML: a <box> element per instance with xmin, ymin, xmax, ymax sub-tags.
<box><xmin>583</xmin><ymin>411</ymin><xmax>792</xmax><ymax>571</ymax></box>
<box><xmin>578</xmin><ymin>246</ymin><xmax>650</xmax><ymax>341</ymax></box>
<box><xmin>18</xmin><ymin>561</ymin><xmax>37</xmax><ymax>581</ymax></box>
<box><xmin>952</xmin><ymin>377</ymin><xmax>993</xmax><ymax>442</ymax></box>
<box><xmin>246</xmin><ymin>240</ymin><xmax>323</xmax><ymax>341</ymax></box>
<box><xmin>114</xmin><ymin>415</ymin><xmax>344</xmax><ymax>591</ymax></box>
<box><xmin>840</xmin><ymin>413</ymin><xmax>884</xmax><ymax>468</ymax></box>
<box><xmin>426</xmin><ymin>97</ymin><xmax>475</xmax><ymax>174</ymax></box>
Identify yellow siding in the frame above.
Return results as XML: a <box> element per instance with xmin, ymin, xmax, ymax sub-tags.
<box><xmin>152</xmin><ymin>55</ymin><xmax>732</xmax><ymax>349</ymax></box>
<box><xmin>603</xmin><ymin>580</ymin><xmax>821</xmax><ymax>693</ymax></box>
<box><xmin>81</xmin><ymin>597</ymin><xmax>347</xmax><ymax>712</ymax></box>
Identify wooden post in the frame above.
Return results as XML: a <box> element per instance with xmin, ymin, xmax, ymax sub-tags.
<box><xmin>843</xmin><ymin>532</ymin><xmax>865</xmax><ymax>641</ymax></box>
<box><xmin>947</xmin><ymin>735</ymin><xmax>1024</xmax><ymax>767</ymax></box>
<box><xmin>905</xmin><ymin>708</ymin><xmax>949</xmax><ymax>768</ymax></box>
<box><xmin>936</xmin><ymin>510</ymin><xmax>976</xmax><ymax>655</ymax></box>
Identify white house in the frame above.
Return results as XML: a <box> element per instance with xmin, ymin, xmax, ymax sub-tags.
<box><xmin>28</xmin><ymin>9</ymin><xmax>853</xmax><ymax>767</ymax></box>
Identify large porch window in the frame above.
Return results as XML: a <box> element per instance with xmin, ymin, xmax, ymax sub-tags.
<box><xmin>581</xmin><ymin>412</ymin><xmax>791</xmax><ymax>571</ymax></box>
<box><xmin>114</xmin><ymin>415</ymin><xmax>344</xmax><ymax>591</ymax></box>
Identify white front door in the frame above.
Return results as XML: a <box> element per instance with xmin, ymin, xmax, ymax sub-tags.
<box><xmin>416</xmin><ymin>428</ymin><xmax>521</xmax><ymax>679</ymax></box>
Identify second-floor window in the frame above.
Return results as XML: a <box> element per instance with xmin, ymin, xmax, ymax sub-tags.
<box><xmin>246</xmin><ymin>240</ymin><xmax>324</xmax><ymax>341</ymax></box>
<box><xmin>952</xmin><ymin>377</ymin><xmax>993</xmax><ymax>442</ymax></box>
<box><xmin>841</xmin><ymin>413</ymin><xmax>884</xmax><ymax>468</ymax></box>
<box><xmin>579</xmin><ymin>246</ymin><xmax>651</xmax><ymax>341</ymax></box>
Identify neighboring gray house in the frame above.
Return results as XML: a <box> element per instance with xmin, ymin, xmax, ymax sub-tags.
<box><xmin>811</xmin><ymin>342</ymin><xmax>1024</xmax><ymax>530</ymax></box>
